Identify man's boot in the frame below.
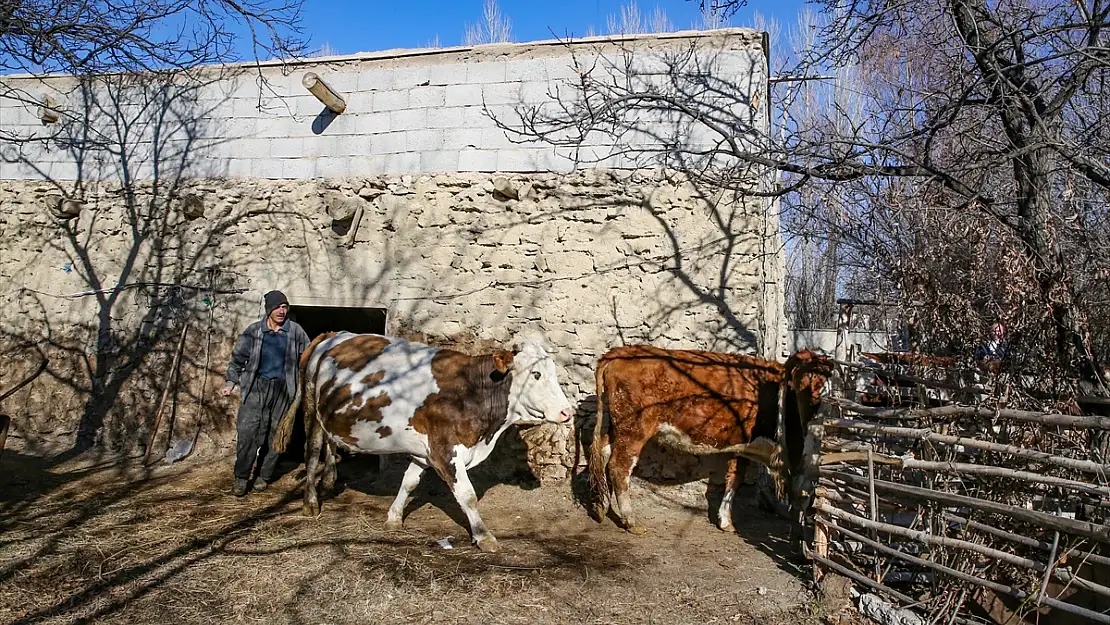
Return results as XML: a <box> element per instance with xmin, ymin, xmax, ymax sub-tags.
<box><xmin>253</xmin><ymin>478</ymin><xmax>269</xmax><ymax>492</ymax></box>
<box><xmin>232</xmin><ymin>478</ymin><xmax>249</xmax><ymax>497</ymax></box>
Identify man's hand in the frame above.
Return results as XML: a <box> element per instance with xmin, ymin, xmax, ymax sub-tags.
<box><xmin>219</xmin><ymin>382</ymin><xmax>236</xmax><ymax>397</ymax></box>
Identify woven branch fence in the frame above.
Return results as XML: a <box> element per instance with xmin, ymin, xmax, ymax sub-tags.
<box><xmin>798</xmin><ymin>353</ymin><xmax>1110</xmax><ymax>625</ymax></box>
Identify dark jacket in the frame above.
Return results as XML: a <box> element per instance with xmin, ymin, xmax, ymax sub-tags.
<box><xmin>226</xmin><ymin>318</ymin><xmax>310</xmax><ymax>398</ymax></box>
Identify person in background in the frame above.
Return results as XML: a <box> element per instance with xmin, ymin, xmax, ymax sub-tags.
<box><xmin>220</xmin><ymin>290</ymin><xmax>310</xmax><ymax>496</ymax></box>
<box><xmin>977</xmin><ymin>321</ymin><xmax>1009</xmax><ymax>361</ymax></box>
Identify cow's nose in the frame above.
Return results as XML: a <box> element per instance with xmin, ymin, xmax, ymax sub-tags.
<box><xmin>558</xmin><ymin>409</ymin><xmax>574</xmax><ymax>423</ymax></box>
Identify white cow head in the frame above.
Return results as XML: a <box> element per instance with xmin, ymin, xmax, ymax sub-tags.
<box><xmin>506</xmin><ymin>338</ymin><xmax>573</xmax><ymax>425</ymax></box>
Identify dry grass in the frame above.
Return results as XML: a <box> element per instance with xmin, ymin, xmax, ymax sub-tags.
<box><xmin>1</xmin><ymin>451</ymin><xmax>819</xmax><ymax>625</ymax></box>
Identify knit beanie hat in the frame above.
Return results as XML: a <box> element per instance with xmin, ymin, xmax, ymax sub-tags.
<box><xmin>264</xmin><ymin>290</ymin><xmax>289</xmax><ymax>317</ymax></box>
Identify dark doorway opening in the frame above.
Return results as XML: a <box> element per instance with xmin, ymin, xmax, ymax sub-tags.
<box><xmin>288</xmin><ymin>306</ymin><xmax>386</xmax><ymax>340</ymax></box>
<box><xmin>277</xmin><ymin>305</ymin><xmax>387</xmax><ymax>477</ymax></box>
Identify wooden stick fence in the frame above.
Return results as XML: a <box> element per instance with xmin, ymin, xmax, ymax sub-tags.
<box><xmin>798</xmin><ymin>355</ymin><xmax>1110</xmax><ymax>624</ymax></box>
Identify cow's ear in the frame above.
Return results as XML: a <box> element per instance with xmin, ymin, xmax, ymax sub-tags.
<box><xmin>492</xmin><ymin>350</ymin><xmax>515</xmax><ymax>374</ymax></box>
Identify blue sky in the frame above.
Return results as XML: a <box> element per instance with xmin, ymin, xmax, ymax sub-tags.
<box><xmin>297</xmin><ymin>0</ymin><xmax>809</xmax><ymax>56</ymax></box>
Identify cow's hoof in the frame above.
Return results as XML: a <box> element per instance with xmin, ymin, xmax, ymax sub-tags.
<box><xmin>476</xmin><ymin>536</ymin><xmax>500</xmax><ymax>553</ymax></box>
<box><xmin>302</xmin><ymin>500</ymin><xmax>320</xmax><ymax>517</ymax></box>
<box><xmin>590</xmin><ymin>505</ymin><xmax>608</xmax><ymax>523</ymax></box>
<box><xmin>626</xmin><ymin>524</ymin><xmax>648</xmax><ymax>536</ymax></box>
<box><xmin>717</xmin><ymin>523</ymin><xmax>734</xmax><ymax>533</ymax></box>
<box><xmin>384</xmin><ymin>519</ymin><xmax>404</xmax><ymax>531</ymax></box>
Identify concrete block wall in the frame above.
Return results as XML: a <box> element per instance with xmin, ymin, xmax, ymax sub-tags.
<box><xmin>0</xmin><ymin>29</ymin><xmax>768</xmax><ymax>181</ymax></box>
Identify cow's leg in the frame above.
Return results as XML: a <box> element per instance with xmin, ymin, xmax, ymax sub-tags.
<box><xmin>303</xmin><ymin>419</ymin><xmax>324</xmax><ymax>517</ymax></box>
<box><xmin>385</xmin><ymin>459</ymin><xmax>426</xmax><ymax>531</ymax></box>
<box><xmin>321</xmin><ymin>439</ymin><xmax>338</xmax><ymax>494</ymax></box>
<box><xmin>441</xmin><ymin>456</ymin><xmax>499</xmax><ymax>552</ymax></box>
<box><xmin>608</xmin><ymin>437</ymin><xmax>648</xmax><ymax>535</ymax></box>
<box><xmin>717</xmin><ymin>456</ymin><xmax>746</xmax><ymax>532</ymax></box>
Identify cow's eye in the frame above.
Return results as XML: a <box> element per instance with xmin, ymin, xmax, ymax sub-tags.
<box><xmin>532</xmin><ymin>370</ymin><xmax>541</xmax><ymax>380</ymax></box>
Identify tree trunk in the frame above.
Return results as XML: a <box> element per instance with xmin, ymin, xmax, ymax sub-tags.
<box><xmin>1014</xmin><ymin>145</ymin><xmax>1102</xmax><ymax>381</ymax></box>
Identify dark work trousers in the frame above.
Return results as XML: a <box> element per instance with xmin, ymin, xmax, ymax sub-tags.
<box><xmin>234</xmin><ymin>377</ymin><xmax>291</xmax><ymax>481</ymax></box>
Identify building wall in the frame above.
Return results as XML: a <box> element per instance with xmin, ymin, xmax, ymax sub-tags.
<box><xmin>787</xmin><ymin>329</ymin><xmax>893</xmax><ymax>356</ymax></box>
<box><xmin>0</xmin><ymin>29</ymin><xmax>784</xmax><ymax>483</ymax></box>
<box><xmin>0</xmin><ymin>30</ymin><xmax>768</xmax><ymax>181</ymax></box>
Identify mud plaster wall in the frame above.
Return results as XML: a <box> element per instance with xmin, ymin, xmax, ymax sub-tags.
<box><xmin>0</xmin><ymin>170</ymin><xmax>783</xmax><ymax>482</ymax></box>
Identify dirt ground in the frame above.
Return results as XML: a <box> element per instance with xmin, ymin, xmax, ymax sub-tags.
<box><xmin>1</xmin><ymin>451</ymin><xmax>825</xmax><ymax>625</ymax></box>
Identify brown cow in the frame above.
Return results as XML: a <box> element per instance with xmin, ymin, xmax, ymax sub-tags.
<box><xmin>588</xmin><ymin>346</ymin><xmax>835</xmax><ymax>535</ymax></box>
<box><xmin>781</xmin><ymin>349</ymin><xmax>836</xmax><ymax>480</ymax></box>
<box><xmin>780</xmin><ymin>349</ymin><xmax>836</xmax><ymax>545</ymax></box>
<box><xmin>588</xmin><ymin>345</ymin><xmax>786</xmax><ymax>534</ymax></box>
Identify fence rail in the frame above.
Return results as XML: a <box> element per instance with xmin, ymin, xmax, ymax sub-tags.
<box><xmin>799</xmin><ymin>357</ymin><xmax>1110</xmax><ymax>624</ymax></box>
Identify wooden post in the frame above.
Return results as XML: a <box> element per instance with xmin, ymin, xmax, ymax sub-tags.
<box><xmin>144</xmin><ymin>323</ymin><xmax>190</xmax><ymax>463</ymax></box>
<box><xmin>0</xmin><ymin>358</ymin><xmax>48</xmax><ymax>403</ymax></box>
<box><xmin>0</xmin><ymin>415</ymin><xmax>9</xmax><ymax>460</ymax></box>
<box><xmin>804</xmin><ymin>418</ymin><xmax>828</xmax><ymax>581</ymax></box>
<box><xmin>38</xmin><ymin>95</ymin><xmax>60</xmax><ymax>124</ymax></box>
<box><xmin>1038</xmin><ymin>531</ymin><xmax>1060</xmax><ymax>606</ymax></box>
<box><xmin>0</xmin><ymin>357</ymin><xmax>48</xmax><ymax>461</ymax></box>
<box><xmin>833</xmin><ymin>302</ymin><xmax>853</xmax><ymax>395</ymax></box>
<box><xmin>303</xmin><ymin>73</ymin><xmax>347</xmax><ymax>114</ymax></box>
<box><xmin>343</xmin><ymin>206</ymin><xmax>364</xmax><ymax>249</ymax></box>
<box><xmin>867</xmin><ymin>445</ymin><xmax>881</xmax><ymax>582</ymax></box>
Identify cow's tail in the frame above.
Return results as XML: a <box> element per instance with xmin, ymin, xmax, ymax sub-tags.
<box><xmin>273</xmin><ymin>333</ymin><xmax>331</xmax><ymax>454</ymax></box>
<box><xmin>588</xmin><ymin>356</ymin><xmax>611</xmax><ymax>521</ymax></box>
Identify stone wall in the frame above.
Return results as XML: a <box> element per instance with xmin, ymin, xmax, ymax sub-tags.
<box><xmin>0</xmin><ymin>169</ymin><xmax>781</xmax><ymax>480</ymax></box>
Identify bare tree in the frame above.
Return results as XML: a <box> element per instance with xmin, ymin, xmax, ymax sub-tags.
<box><xmin>309</xmin><ymin>41</ymin><xmax>339</xmax><ymax>57</ymax></box>
<box><xmin>503</xmin><ymin>0</ymin><xmax>1110</xmax><ymax>382</ymax></box>
<box><xmin>463</xmin><ymin>0</ymin><xmax>513</xmax><ymax>45</ymax></box>
<box><xmin>785</xmin><ymin>238</ymin><xmax>839</xmax><ymax>329</ymax></box>
<box><xmin>696</xmin><ymin>3</ymin><xmax>729</xmax><ymax>30</ymax></box>
<box><xmin>1</xmin><ymin>0</ymin><xmax>306</xmax><ymax>453</ymax></box>
<box><xmin>606</xmin><ymin>1</ymin><xmax>647</xmax><ymax>35</ymax></box>
<box><xmin>603</xmin><ymin>1</ymin><xmax>677</xmax><ymax>35</ymax></box>
<box><xmin>0</xmin><ymin>0</ymin><xmax>305</xmax><ymax>76</ymax></box>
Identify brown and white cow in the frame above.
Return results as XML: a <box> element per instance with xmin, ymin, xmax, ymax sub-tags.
<box><xmin>273</xmin><ymin>331</ymin><xmax>574</xmax><ymax>552</ymax></box>
<box><xmin>588</xmin><ymin>345</ymin><xmax>833</xmax><ymax>535</ymax></box>
<box><xmin>780</xmin><ymin>348</ymin><xmax>836</xmax><ymax>528</ymax></box>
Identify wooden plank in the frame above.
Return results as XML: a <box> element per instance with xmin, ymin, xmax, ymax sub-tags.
<box><xmin>827</xmin><ymin>523</ymin><xmax>1110</xmax><ymax>606</ymax></box>
<box><xmin>826</xmin><ymin>522</ymin><xmax>1033</xmax><ymax>599</ymax></box>
<box><xmin>821</xmin><ymin>418</ymin><xmax>1110</xmax><ymax>475</ymax></box>
<box><xmin>302</xmin><ymin>72</ymin><xmax>347</xmax><ymax>114</ymax></box>
<box><xmin>902</xmin><ymin>459</ymin><xmax>1110</xmax><ymax>498</ymax></box>
<box><xmin>942</xmin><ymin>512</ymin><xmax>1110</xmax><ymax>568</ymax></box>
<box><xmin>0</xmin><ymin>357</ymin><xmax>48</xmax><ymax>402</ymax></box>
<box><xmin>821</xmin><ymin>451</ymin><xmax>1110</xmax><ymax>498</ymax></box>
<box><xmin>828</xmin><ymin>396</ymin><xmax>1110</xmax><ymax>430</ymax></box>
<box><xmin>807</xmin><ymin>551</ymin><xmax>917</xmax><ymax>605</ymax></box>
<box><xmin>816</xmin><ymin>501</ymin><xmax>1047</xmax><ymax>571</ymax></box>
<box><xmin>143</xmin><ymin>324</ymin><xmax>189</xmax><ymax>464</ymax></box>
<box><xmin>822</xmin><ymin>470</ymin><xmax>1110</xmax><ymax>544</ymax></box>
<box><xmin>0</xmin><ymin>414</ymin><xmax>8</xmax><ymax>460</ymax></box>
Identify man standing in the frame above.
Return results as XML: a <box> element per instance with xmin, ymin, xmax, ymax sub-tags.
<box><xmin>221</xmin><ymin>290</ymin><xmax>310</xmax><ymax>496</ymax></box>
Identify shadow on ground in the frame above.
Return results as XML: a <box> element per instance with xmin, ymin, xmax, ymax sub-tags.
<box><xmin>0</xmin><ymin>446</ymin><xmax>815</xmax><ymax>625</ymax></box>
